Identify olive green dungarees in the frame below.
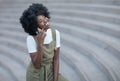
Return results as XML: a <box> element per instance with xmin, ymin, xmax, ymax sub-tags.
<box><xmin>26</xmin><ymin>29</ymin><xmax>68</xmax><ymax>81</ymax></box>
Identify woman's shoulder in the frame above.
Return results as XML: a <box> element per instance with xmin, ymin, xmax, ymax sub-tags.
<box><xmin>27</xmin><ymin>35</ymin><xmax>33</xmax><ymax>39</ymax></box>
<box><xmin>26</xmin><ymin>35</ymin><xmax>35</xmax><ymax>41</ymax></box>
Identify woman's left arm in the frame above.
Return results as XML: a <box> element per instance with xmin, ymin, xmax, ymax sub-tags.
<box><xmin>53</xmin><ymin>47</ymin><xmax>60</xmax><ymax>81</ymax></box>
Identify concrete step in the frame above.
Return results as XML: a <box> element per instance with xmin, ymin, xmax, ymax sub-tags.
<box><xmin>51</xmin><ymin>15</ymin><xmax>120</xmax><ymax>39</ymax></box>
<box><xmin>0</xmin><ymin>17</ymin><xmax>20</xmax><ymax>24</ymax></box>
<box><xmin>0</xmin><ymin>64</ymin><xmax>16</xmax><ymax>81</ymax></box>
<box><xmin>43</xmin><ymin>0</ymin><xmax>120</xmax><ymax>5</ymax></box>
<box><xmin>60</xmin><ymin>58</ymin><xmax>81</xmax><ymax>81</ymax></box>
<box><xmin>0</xmin><ymin>45</ymin><xmax>29</xmax><ymax>67</ymax></box>
<box><xmin>0</xmin><ymin>7</ymin><xmax>27</xmax><ymax>16</ymax></box>
<box><xmin>0</xmin><ymin>54</ymin><xmax>26</xmax><ymax>81</ymax></box>
<box><xmin>60</xmin><ymin>34</ymin><xmax>119</xmax><ymax>81</ymax></box>
<box><xmin>0</xmin><ymin>24</ymin><xmax>24</xmax><ymax>33</ymax></box>
<box><xmin>0</xmin><ymin>37</ymin><xmax>27</xmax><ymax>52</ymax></box>
<box><xmin>51</xmin><ymin>23</ymin><xmax>120</xmax><ymax>58</ymax></box>
<box><xmin>52</xmin><ymin>22</ymin><xmax>120</xmax><ymax>49</ymax></box>
<box><xmin>61</xmin><ymin>32</ymin><xmax>120</xmax><ymax>80</ymax></box>
<box><xmin>0</xmin><ymin>11</ymin><xmax>22</xmax><ymax>18</ymax></box>
<box><xmin>61</xmin><ymin>45</ymin><xmax>114</xmax><ymax>81</ymax></box>
<box><xmin>52</xmin><ymin>23</ymin><xmax>120</xmax><ymax>49</ymax></box>
<box><xmin>1</xmin><ymin>0</ymin><xmax>120</xmax><ymax>5</ymax></box>
<box><xmin>0</xmin><ymin>0</ymin><xmax>44</xmax><ymax>10</ymax></box>
<box><xmin>60</xmin><ymin>54</ymin><xmax>90</xmax><ymax>81</ymax></box>
<box><xmin>61</xmin><ymin>31</ymin><xmax>120</xmax><ymax>67</ymax></box>
<box><xmin>1</xmin><ymin>2</ymin><xmax>120</xmax><ymax>15</ymax></box>
<box><xmin>0</xmin><ymin>29</ymin><xmax>27</xmax><ymax>42</ymax></box>
<box><xmin>50</xmin><ymin>9</ymin><xmax>120</xmax><ymax>25</ymax></box>
<box><xmin>46</xmin><ymin>3</ymin><xmax>120</xmax><ymax>15</ymax></box>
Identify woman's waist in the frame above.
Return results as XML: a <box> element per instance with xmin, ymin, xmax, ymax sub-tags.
<box><xmin>42</xmin><ymin>58</ymin><xmax>53</xmax><ymax>65</ymax></box>
<box><xmin>28</xmin><ymin>58</ymin><xmax>53</xmax><ymax>67</ymax></box>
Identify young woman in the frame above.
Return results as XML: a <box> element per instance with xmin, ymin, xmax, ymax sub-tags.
<box><xmin>20</xmin><ymin>3</ymin><xmax>68</xmax><ymax>81</ymax></box>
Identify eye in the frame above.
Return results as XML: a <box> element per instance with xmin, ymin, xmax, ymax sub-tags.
<box><xmin>38</xmin><ymin>20</ymin><xmax>42</xmax><ymax>23</ymax></box>
<box><xmin>38</xmin><ymin>19</ymin><xmax>44</xmax><ymax>24</ymax></box>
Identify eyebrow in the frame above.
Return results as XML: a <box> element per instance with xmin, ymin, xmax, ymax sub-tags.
<box><xmin>38</xmin><ymin>17</ymin><xmax>44</xmax><ymax>20</ymax></box>
<box><xmin>37</xmin><ymin>16</ymin><xmax>45</xmax><ymax>22</ymax></box>
<box><xmin>37</xmin><ymin>19</ymin><xmax>43</xmax><ymax>22</ymax></box>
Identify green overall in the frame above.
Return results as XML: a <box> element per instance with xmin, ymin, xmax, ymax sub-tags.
<box><xmin>26</xmin><ymin>29</ymin><xmax>68</xmax><ymax>81</ymax></box>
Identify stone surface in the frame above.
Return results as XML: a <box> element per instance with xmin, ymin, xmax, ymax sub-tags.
<box><xmin>0</xmin><ymin>0</ymin><xmax>120</xmax><ymax>81</ymax></box>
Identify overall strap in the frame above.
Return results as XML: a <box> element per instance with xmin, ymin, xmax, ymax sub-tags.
<box><xmin>33</xmin><ymin>28</ymin><xmax>56</xmax><ymax>47</ymax></box>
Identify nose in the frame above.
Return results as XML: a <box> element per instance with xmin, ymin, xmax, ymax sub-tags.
<box><xmin>45</xmin><ymin>22</ymin><xmax>50</xmax><ymax>29</ymax></box>
<box><xmin>45</xmin><ymin>17</ymin><xmax>49</xmax><ymax>22</ymax></box>
<box><xmin>44</xmin><ymin>17</ymin><xmax>50</xmax><ymax>29</ymax></box>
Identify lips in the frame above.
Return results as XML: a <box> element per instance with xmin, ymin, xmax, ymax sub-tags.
<box><xmin>45</xmin><ymin>22</ymin><xmax>50</xmax><ymax>28</ymax></box>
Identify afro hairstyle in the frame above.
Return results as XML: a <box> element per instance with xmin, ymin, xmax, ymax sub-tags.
<box><xmin>19</xmin><ymin>3</ymin><xmax>50</xmax><ymax>36</ymax></box>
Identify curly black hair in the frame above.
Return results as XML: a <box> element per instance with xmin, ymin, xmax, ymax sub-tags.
<box><xmin>19</xmin><ymin>3</ymin><xmax>50</xmax><ymax>36</ymax></box>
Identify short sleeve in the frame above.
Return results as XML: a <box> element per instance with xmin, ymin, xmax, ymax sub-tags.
<box><xmin>56</xmin><ymin>30</ymin><xmax>60</xmax><ymax>48</ymax></box>
<box><xmin>26</xmin><ymin>36</ymin><xmax>37</xmax><ymax>53</ymax></box>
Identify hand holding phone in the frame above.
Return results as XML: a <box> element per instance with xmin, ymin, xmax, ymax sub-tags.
<box><xmin>36</xmin><ymin>28</ymin><xmax>46</xmax><ymax>45</ymax></box>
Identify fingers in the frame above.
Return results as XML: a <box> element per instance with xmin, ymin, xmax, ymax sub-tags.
<box><xmin>37</xmin><ymin>29</ymin><xmax>46</xmax><ymax>38</ymax></box>
<box><xmin>36</xmin><ymin>30</ymin><xmax>46</xmax><ymax>44</ymax></box>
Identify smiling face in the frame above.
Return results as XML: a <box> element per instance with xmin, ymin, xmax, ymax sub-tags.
<box><xmin>37</xmin><ymin>15</ymin><xmax>50</xmax><ymax>31</ymax></box>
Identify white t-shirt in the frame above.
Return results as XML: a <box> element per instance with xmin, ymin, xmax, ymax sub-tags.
<box><xmin>26</xmin><ymin>28</ymin><xmax>60</xmax><ymax>53</ymax></box>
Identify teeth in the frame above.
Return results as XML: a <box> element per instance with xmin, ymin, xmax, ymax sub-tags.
<box><xmin>46</xmin><ymin>22</ymin><xmax>49</xmax><ymax>26</ymax></box>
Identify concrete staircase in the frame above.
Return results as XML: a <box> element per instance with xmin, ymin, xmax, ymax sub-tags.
<box><xmin>0</xmin><ymin>0</ymin><xmax>120</xmax><ymax>81</ymax></box>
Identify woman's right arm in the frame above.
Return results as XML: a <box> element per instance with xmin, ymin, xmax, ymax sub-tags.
<box><xmin>29</xmin><ymin>30</ymin><xmax>46</xmax><ymax>69</ymax></box>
